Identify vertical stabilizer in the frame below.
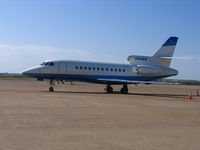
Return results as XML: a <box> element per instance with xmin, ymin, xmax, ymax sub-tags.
<box><xmin>152</xmin><ymin>37</ymin><xmax>178</xmax><ymax>67</ymax></box>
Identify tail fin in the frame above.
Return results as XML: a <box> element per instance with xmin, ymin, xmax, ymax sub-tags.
<box><xmin>152</xmin><ymin>37</ymin><xmax>178</xmax><ymax>67</ymax></box>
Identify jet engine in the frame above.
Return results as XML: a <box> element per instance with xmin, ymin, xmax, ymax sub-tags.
<box><xmin>134</xmin><ymin>65</ymin><xmax>162</xmax><ymax>75</ymax></box>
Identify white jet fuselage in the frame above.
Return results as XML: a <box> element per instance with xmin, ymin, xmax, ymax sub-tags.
<box><xmin>23</xmin><ymin>60</ymin><xmax>178</xmax><ymax>84</ymax></box>
<box><xmin>23</xmin><ymin>36</ymin><xmax>179</xmax><ymax>94</ymax></box>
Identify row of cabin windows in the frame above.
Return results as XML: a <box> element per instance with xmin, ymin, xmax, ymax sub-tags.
<box><xmin>75</xmin><ymin>66</ymin><xmax>126</xmax><ymax>72</ymax></box>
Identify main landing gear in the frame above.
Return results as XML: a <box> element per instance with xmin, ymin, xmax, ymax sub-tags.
<box><xmin>120</xmin><ymin>84</ymin><xmax>128</xmax><ymax>94</ymax></box>
<box><xmin>49</xmin><ymin>80</ymin><xmax>55</xmax><ymax>92</ymax></box>
<box><xmin>105</xmin><ymin>83</ymin><xmax>128</xmax><ymax>94</ymax></box>
<box><xmin>106</xmin><ymin>84</ymin><xmax>113</xmax><ymax>93</ymax></box>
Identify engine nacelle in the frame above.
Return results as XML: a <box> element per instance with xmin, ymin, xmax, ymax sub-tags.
<box><xmin>136</xmin><ymin>65</ymin><xmax>162</xmax><ymax>75</ymax></box>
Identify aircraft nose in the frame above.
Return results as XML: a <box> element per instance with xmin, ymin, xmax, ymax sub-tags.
<box><xmin>22</xmin><ymin>70</ymin><xmax>30</xmax><ymax>76</ymax></box>
<box><xmin>22</xmin><ymin>67</ymin><xmax>40</xmax><ymax>76</ymax></box>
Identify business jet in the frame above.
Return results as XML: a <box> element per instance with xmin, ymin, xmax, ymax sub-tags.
<box><xmin>22</xmin><ymin>37</ymin><xmax>178</xmax><ymax>94</ymax></box>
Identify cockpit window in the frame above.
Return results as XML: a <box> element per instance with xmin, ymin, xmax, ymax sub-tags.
<box><xmin>45</xmin><ymin>62</ymin><xmax>49</xmax><ymax>66</ymax></box>
<box><xmin>40</xmin><ymin>62</ymin><xmax>54</xmax><ymax>66</ymax></box>
<box><xmin>49</xmin><ymin>62</ymin><xmax>54</xmax><ymax>66</ymax></box>
<box><xmin>40</xmin><ymin>62</ymin><xmax>46</xmax><ymax>66</ymax></box>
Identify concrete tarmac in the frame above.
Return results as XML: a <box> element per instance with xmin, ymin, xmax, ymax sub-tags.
<box><xmin>0</xmin><ymin>80</ymin><xmax>200</xmax><ymax>150</ymax></box>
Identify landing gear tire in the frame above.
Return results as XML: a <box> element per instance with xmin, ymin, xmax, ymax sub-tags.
<box><xmin>49</xmin><ymin>80</ymin><xmax>55</xmax><ymax>92</ymax></box>
<box><xmin>106</xmin><ymin>85</ymin><xmax>113</xmax><ymax>93</ymax></box>
<box><xmin>120</xmin><ymin>84</ymin><xmax>128</xmax><ymax>94</ymax></box>
<box><xmin>120</xmin><ymin>88</ymin><xmax>128</xmax><ymax>94</ymax></box>
<box><xmin>107</xmin><ymin>87</ymin><xmax>113</xmax><ymax>93</ymax></box>
<box><xmin>49</xmin><ymin>87</ymin><xmax>54</xmax><ymax>92</ymax></box>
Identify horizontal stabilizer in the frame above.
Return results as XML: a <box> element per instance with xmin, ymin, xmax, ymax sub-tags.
<box><xmin>160</xmin><ymin>57</ymin><xmax>198</xmax><ymax>61</ymax></box>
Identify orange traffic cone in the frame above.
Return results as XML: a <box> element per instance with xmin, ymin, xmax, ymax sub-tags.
<box><xmin>188</xmin><ymin>92</ymin><xmax>192</xmax><ymax>99</ymax></box>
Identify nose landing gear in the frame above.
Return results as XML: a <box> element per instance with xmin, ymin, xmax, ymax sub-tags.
<box><xmin>49</xmin><ymin>80</ymin><xmax>55</xmax><ymax>92</ymax></box>
<box><xmin>49</xmin><ymin>87</ymin><xmax>54</xmax><ymax>92</ymax></box>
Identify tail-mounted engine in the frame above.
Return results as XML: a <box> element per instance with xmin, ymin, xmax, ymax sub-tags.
<box><xmin>133</xmin><ymin>65</ymin><xmax>162</xmax><ymax>75</ymax></box>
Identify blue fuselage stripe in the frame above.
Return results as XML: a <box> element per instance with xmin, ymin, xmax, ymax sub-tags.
<box><xmin>25</xmin><ymin>73</ymin><xmax>172</xmax><ymax>84</ymax></box>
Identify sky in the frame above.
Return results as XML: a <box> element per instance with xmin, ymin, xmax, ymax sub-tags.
<box><xmin>0</xmin><ymin>0</ymin><xmax>199</xmax><ymax>80</ymax></box>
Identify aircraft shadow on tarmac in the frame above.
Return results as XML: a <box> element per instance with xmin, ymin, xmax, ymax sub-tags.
<box><xmin>42</xmin><ymin>91</ymin><xmax>186</xmax><ymax>99</ymax></box>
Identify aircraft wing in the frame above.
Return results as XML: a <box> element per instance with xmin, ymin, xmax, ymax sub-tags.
<box><xmin>97</xmin><ymin>78</ymin><xmax>178</xmax><ymax>85</ymax></box>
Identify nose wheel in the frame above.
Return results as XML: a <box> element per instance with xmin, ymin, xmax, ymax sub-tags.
<box><xmin>49</xmin><ymin>80</ymin><xmax>55</xmax><ymax>92</ymax></box>
<box><xmin>49</xmin><ymin>87</ymin><xmax>54</xmax><ymax>92</ymax></box>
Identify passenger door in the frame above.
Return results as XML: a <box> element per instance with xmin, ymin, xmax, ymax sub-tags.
<box><xmin>59</xmin><ymin>62</ymin><xmax>67</xmax><ymax>74</ymax></box>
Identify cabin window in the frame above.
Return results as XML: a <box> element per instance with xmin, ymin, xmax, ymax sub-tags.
<box><xmin>119</xmin><ymin>69</ymin><xmax>121</xmax><ymax>72</ymax></box>
<box><xmin>123</xmin><ymin>69</ymin><xmax>125</xmax><ymax>72</ymax></box>
<box><xmin>93</xmin><ymin>67</ymin><xmax>95</xmax><ymax>70</ymax></box>
<box><xmin>88</xmin><ymin>67</ymin><xmax>91</xmax><ymax>70</ymax></box>
<box><xmin>115</xmin><ymin>68</ymin><xmax>117</xmax><ymax>72</ymax></box>
<box><xmin>106</xmin><ymin>68</ymin><xmax>108</xmax><ymax>71</ymax></box>
<box><xmin>75</xmin><ymin>66</ymin><xmax>78</xmax><ymax>69</ymax></box>
<box><xmin>101</xmin><ymin>68</ymin><xmax>104</xmax><ymax>71</ymax></box>
<box><xmin>84</xmin><ymin>66</ymin><xmax>87</xmax><ymax>70</ymax></box>
<box><xmin>97</xmin><ymin>67</ymin><xmax>100</xmax><ymax>71</ymax></box>
<box><xmin>80</xmin><ymin>66</ymin><xmax>83</xmax><ymax>69</ymax></box>
<box><xmin>110</xmin><ymin>68</ymin><xmax>113</xmax><ymax>71</ymax></box>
